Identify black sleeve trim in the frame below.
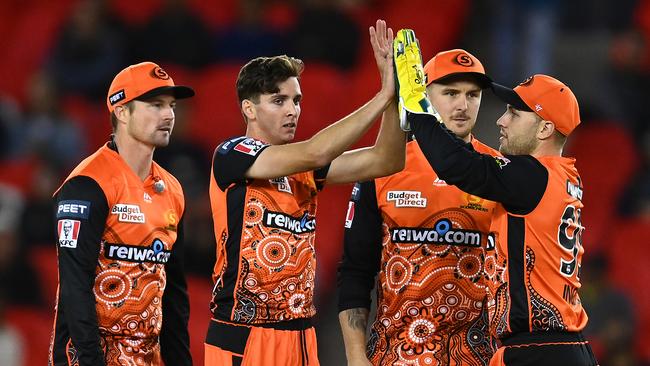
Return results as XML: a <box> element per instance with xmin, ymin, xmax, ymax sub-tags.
<box><xmin>409</xmin><ymin>112</ymin><xmax>548</xmax><ymax>214</ymax></box>
<box><xmin>160</xmin><ymin>216</ymin><xmax>192</xmax><ymax>366</ymax></box>
<box><xmin>314</xmin><ymin>163</ymin><xmax>331</xmax><ymax>191</ymax></box>
<box><xmin>55</xmin><ymin>175</ymin><xmax>108</xmax><ymax>365</ymax></box>
<box><xmin>212</xmin><ymin>137</ymin><xmax>270</xmax><ymax>191</ymax></box>
<box><xmin>337</xmin><ymin>181</ymin><xmax>383</xmax><ymax>311</ymax></box>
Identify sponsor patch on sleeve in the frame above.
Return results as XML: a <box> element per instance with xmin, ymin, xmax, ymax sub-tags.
<box><xmin>217</xmin><ymin>137</ymin><xmax>246</xmax><ymax>155</ymax></box>
<box><xmin>344</xmin><ymin>201</ymin><xmax>356</xmax><ymax>228</ymax></box>
<box><xmin>233</xmin><ymin>138</ymin><xmax>268</xmax><ymax>156</ymax></box>
<box><xmin>57</xmin><ymin>200</ymin><xmax>91</xmax><ymax>219</ymax></box>
<box><xmin>58</xmin><ymin>219</ymin><xmax>81</xmax><ymax>248</ymax></box>
<box><xmin>350</xmin><ymin>183</ymin><xmax>361</xmax><ymax>201</ymax></box>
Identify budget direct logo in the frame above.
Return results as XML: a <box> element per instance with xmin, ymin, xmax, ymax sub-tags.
<box><xmin>387</xmin><ymin>191</ymin><xmax>427</xmax><ymax>208</ymax></box>
<box><xmin>390</xmin><ymin>219</ymin><xmax>483</xmax><ymax>247</ymax></box>
<box><xmin>111</xmin><ymin>204</ymin><xmax>146</xmax><ymax>223</ymax></box>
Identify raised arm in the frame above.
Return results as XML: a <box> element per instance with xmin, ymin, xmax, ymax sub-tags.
<box><xmin>325</xmin><ymin>22</ymin><xmax>407</xmax><ymax>185</ymax></box>
<box><xmin>246</xmin><ymin>20</ymin><xmax>398</xmax><ymax>180</ymax></box>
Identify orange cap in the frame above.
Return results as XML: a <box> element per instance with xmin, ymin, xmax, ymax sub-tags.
<box><xmin>423</xmin><ymin>49</ymin><xmax>491</xmax><ymax>88</ymax></box>
<box><xmin>106</xmin><ymin>62</ymin><xmax>194</xmax><ymax>112</ymax></box>
<box><xmin>491</xmin><ymin>74</ymin><xmax>581</xmax><ymax>136</ymax></box>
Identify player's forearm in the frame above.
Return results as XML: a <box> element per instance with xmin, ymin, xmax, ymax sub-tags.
<box><xmin>366</xmin><ymin>100</ymin><xmax>406</xmax><ymax>175</ymax></box>
<box><xmin>305</xmin><ymin>91</ymin><xmax>392</xmax><ymax>166</ymax></box>
<box><xmin>339</xmin><ymin>308</ymin><xmax>371</xmax><ymax>361</ymax></box>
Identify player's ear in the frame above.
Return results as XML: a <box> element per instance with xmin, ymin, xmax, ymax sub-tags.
<box><xmin>538</xmin><ymin>119</ymin><xmax>556</xmax><ymax>140</ymax></box>
<box><xmin>241</xmin><ymin>99</ymin><xmax>256</xmax><ymax>121</ymax></box>
<box><xmin>114</xmin><ymin>104</ymin><xmax>129</xmax><ymax>122</ymax></box>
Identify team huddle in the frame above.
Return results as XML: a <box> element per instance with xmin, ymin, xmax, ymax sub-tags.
<box><xmin>49</xmin><ymin>19</ymin><xmax>598</xmax><ymax>366</ymax></box>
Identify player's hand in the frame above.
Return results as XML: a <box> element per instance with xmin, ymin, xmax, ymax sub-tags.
<box><xmin>370</xmin><ymin>19</ymin><xmax>395</xmax><ymax>101</ymax></box>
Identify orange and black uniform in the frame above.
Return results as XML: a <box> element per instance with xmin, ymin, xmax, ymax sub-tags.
<box><xmin>408</xmin><ymin>113</ymin><xmax>598</xmax><ymax>366</ymax></box>
<box><xmin>207</xmin><ymin>136</ymin><xmax>328</xmax><ymax>366</ymax></box>
<box><xmin>49</xmin><ymin>141</ymin><xmax>191</xmax><ymax>366</ymax></box>
<box><xmin>338</xmin><ymin>139</ymin><xmax>499</xmax><ymax>365</ymax></box>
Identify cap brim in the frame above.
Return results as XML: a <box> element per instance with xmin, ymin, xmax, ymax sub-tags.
<box><xmin>135</xmin><ymin>85</ymin><xmax>195</xmax><ymax>101</ymax></box>
<box><xmin>430</xmin><ymin>72</ymin><xmax>493</xmax><ymax>89</ymax></box>
<box><xmin>490</xmin><ymin>82</ymin><xmax>531</xmax><ymax>111</ymax></box>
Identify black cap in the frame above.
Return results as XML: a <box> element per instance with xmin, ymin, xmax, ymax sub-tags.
<box><xmin>135</xmin><ymin>85</ymin><xmax>195</xmax><ymax>102</ymax></box>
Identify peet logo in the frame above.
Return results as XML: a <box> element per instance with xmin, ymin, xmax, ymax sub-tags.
<box><xmin>109</xmin><ymin>89</ymin><xmax>126</xmax><ymax>105</ymax></box>
<box><xmin>105</xmin><ymin>239</ymin><xmax>171</xmax><ymax>264</ymax></box>
<box><xmin>57</xmin><ymin>200</ymin><xmax>90</xmax><ymax>219</ymax></box>
<box><xmin>111</xmin><ymin>204</ymin><xmax>145</xmax><ymax>223</ymax></box>
<box><xmin>390</xmin><ymin>219</ymin><xmax>483</xmax><ymax>247</ymax></box>
<box><xmin>263</xmin><ymin>210</ymin><xmax>316</xmax><ymax>234</ymax></box>
<box><xmin>387</xmin><ymin>191</ymin><xmax>427</xmax><ymax>208</ymax></box>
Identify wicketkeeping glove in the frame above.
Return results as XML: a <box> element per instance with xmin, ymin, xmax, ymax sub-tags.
<box><xmin>393</xmin><ymin>29</ymin><xmax>440</xmax><ymax>131</ymax></box>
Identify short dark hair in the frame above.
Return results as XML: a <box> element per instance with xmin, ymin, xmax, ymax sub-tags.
<box><xmin>110</xmin><ymin>101</ymin><xmax>135</xmax><ymax>132</ymax></box>
<box><xmin>236</xmin><ymin>55</ymin><xmax>304</xmax><ymax>104</ymax></box>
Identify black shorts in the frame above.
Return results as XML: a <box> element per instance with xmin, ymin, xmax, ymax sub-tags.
<box><xmin>494</xmin><ymin>331</ymin><xmax>598</xmax><ymax>366</ymax></box>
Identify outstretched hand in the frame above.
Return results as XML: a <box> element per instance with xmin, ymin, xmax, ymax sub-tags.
<box><xmin>369</xmin><ymin>19</ymin><xmax>395</xmax><ymax>99</ymax></box>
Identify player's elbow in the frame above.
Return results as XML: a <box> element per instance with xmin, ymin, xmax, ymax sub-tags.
<box><xmin>304</xmin><ymin>144</ymin><xmax>338</xmax><ymax>168</ymax></box>
<box><xmin>374</xmin><ymin>148</ymin><xmax>406</xmax><ymax>176</ymax></box>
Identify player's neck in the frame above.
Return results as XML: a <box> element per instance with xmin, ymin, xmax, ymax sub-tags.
<box><xmin>531</xmin><ymin>140</ymin><xmax>563</xmax><ymax>158</ymax></box>
<box><xmin>113</xmin><ymin>134</ymin><xmax>155</xmax><ymax>181</ymax></box>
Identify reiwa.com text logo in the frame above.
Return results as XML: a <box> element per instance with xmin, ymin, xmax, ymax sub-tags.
<box><xmin>390</xmin><ymin>219</ymin><xmax>483</xmax><ymax>247</ymax></box>
<box><xmin>111</xmin><ymin>204</ymin><xmax>145</xmax><ymax>223</ymax></box>
<box><xmin>263</xmin><ymin>210</ymin><xmax>316</xmax><ymax>234</ymax></box>
<box><xmin>105</xmin><ymin>239</ymin><xmax>171</xmax><ymax>264</ymax></box>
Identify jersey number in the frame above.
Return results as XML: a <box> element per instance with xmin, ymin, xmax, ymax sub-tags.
<box><xmin>557</xmin><ymin>205</ymin><xmax>583</xmax><ymax>277</ymax></box>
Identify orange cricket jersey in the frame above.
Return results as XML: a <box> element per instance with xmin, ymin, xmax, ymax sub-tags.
<box><xmin>368</xmin><ymin>140</ymin><xmax>499</xmax><ymax>365</ymax></box>
<box><xmin>52</xmin><ymin>144</ymin><xmax>184</xmax><ymax>364</ymax></box>
<box><xmin>489</xmin><ymin>156</ymin><xmax>588</xmax><ymax>338</ymax></box>
<box><xmin>209</xmin><ymin>137</ymin><xmax>327</xmax><ymax>325</ymax></box>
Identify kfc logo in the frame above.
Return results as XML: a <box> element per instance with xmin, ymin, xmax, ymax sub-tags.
<box><xmin>58</xmin><ymin>219</ymin><xmax>81</xmax><ymax>248</ymax></box>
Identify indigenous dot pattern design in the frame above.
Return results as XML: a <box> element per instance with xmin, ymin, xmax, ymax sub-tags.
<box><xmin>231</xmin><ymin>173</ymin><xmax>318</xmax><ymax>324</ymax></box>
<box><xmin>368</xmin><ymin>208</ymin><xmax>500</xmax><ymax>366</ymax></box>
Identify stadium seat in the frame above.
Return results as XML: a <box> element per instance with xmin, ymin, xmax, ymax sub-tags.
<box><xmin>0</xmin><ymin>1</ymin><xmax>73</xmax><ymax>103</ymax></box>
<box><xmin>294</xmin><ymin>64</ymin><xmax>352</xmax><ymax>142</ymax></box>
<box><xmin>315</xmin><ymin>184</ymin><xmax>354</xmax><ymax>297</ymax></box>
<box><xmin>28</xmin><ymin>245</ymin><xmax>59</xmax><ymax>308</ymax></box>
<box><xmin>108</xmin><ymin>0</ymin><xmax>161</xmax><ymax>26</ymax></box>
<box><xmin>382</xmin><ymin>0</ymin><xmax>470</xmax><ymax>58</ymax></box>
<box><xmin>0</xmin><ymin>159</ymin><xmax>39</xmax><ymax>196</ymax></box>
<box><xmin>189</xmin><ymin>0</ymin><xmax>237</xmax><ymax>29</ymax></box>
<box><xmin>5</xmin><ymin>306</ymin><xmax>53</xmax><ymax>366</ymax></box>
<box><xmin>565</xmin><ymin>122</ymin><xmax>641</xmax><ymax>254</ymax></box>
<box><xmin>62</xmin><ymin>96</ymin><xmax>111</xmax><ymax>150</ymax></box>
<box><xmin>607</xmin><ymin>217</ymin><xmax>650</xmax><ymax>361</ymax></box>
<box><xmin>188</xmin><ymin>64</ymin><xmax>246</xmax><ymax>151</ymax></box>
<box><xmin>186</xmin><ymin>275</ymin><xmax>213</xmax><ymax>365</ymax></box>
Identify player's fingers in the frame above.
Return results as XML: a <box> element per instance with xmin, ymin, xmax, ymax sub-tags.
<box><xmin>369</xmin><ymin>26</ymin><xmax>380</xmax><ymax>52</ymax></box>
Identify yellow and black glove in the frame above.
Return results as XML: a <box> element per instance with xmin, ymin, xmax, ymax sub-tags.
<box><xmin>393</xmin><ymin>29</ymin><xmax>440</xmax><ymax>131</ymax></box>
